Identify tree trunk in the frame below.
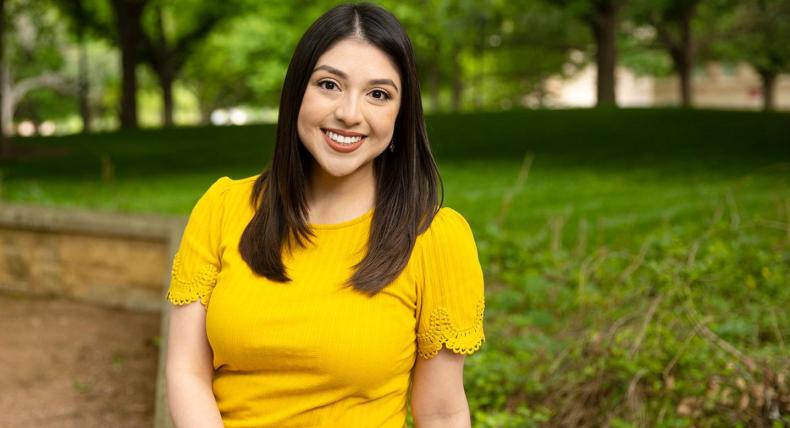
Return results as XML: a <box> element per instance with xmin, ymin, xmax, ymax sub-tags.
<box><xmin>759</xmin><ymin>70</ymin><xmax>776</xmax><ymax>111</ymax></box>
<box><xmin>474</xmin><ymin>16</ymin><xmax>485</xmax><ymax>109</ymax></box>
<box><xmin>677</xmin><ymin>10</ymin><xmax>694</xmax><ymax>108</ymax></box>
<box><xmin>200</xmin><ymin>105</ymin><xmax>211</xmax><ymax>125</ymax></box>
<box><xmin>75</xmin><ymin>0</ymin><xmax>92</xmax><ymax>133</ymax></box>
<box><xmin>0</xmin><ymin>0</ymin><xmax>7</xmax><ymax>154</ymax></box>
<box><xmin>451</xmin><ymin>45</ymin><xmax>462</xmax><ymax>112</ymax></box>
<box><xmin>153</xmin><ymin>5</ymin><xmax>173</xmax><ymax>127</ymax></box>
<box><xmin>429</xmin><ymin>62</ymin><xmax>440</xmax><ymax>112</ymax></box>
<box><xmin>654</xmin><ymin>2</ymin><xmax>698</xmax><ymax>108</ymax></box>
<box><xmin>1</xmin><ymin>63</ymin><xmax>12</xmax><ymax>137</ymax></box>
<box><xmin>591</xmin><ymin>1</ymin><xmax>618</xmax><ymax>107</ymax></box>
<box><xmin>113</xmin><ymin>0</ymin><xmax>146</xmax><ymax>129</ymax></box>
<box><xmin>159</xmin><ymin>70</ymin><xmax>174</xmax><ymax>127</ymax></box>
<box><xmin>193</xmin><ymin>83</ymin><xmax>212</xmax><ymax>125</ymax></box>
<box><xmin>2</xmin><ymin>72</ymin><xmax>72</xmax><ymax>136</ymax></box>
<box><xmin>77</xmin><ymin>41</ymin><xmax>91</xmax><ymax>132</ymax></box>
<box><xmin>143</xmin><ymin>3</ymin><xmax>228</xmax><ymax>127</ymax></box>
<box><xmin>670</xmin><ymin>45</ymin><xmax>693</xmax><ymax>108</ymax></box>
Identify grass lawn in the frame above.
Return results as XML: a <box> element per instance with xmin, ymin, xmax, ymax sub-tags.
<box><xmin>2</xmin><ymin>108</ymin><xmax>788</xmax><ymax>245</ymax></box>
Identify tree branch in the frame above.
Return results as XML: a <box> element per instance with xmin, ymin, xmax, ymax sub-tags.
<box><xmin>11</xmin><ymin>72</ymin><xmax>74</xmax><ymax>103</ymax></box>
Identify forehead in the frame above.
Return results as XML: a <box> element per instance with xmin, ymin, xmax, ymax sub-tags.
<box><xmin>315</xmin><ymin>38</ymin><xmax>401</xmax><ymax>84</ymax></box>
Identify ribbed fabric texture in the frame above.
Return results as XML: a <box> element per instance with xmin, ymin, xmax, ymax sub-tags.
<box><xmin>166</xmin><ymin>175</ymin><xmax>486</xmax><ymax>428</ymax></box>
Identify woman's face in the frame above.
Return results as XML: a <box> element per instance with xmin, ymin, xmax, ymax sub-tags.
<box><xmin>297</xmin><ymin>37</ymin><xmax>402</xmax><ymax>179</ymax></box>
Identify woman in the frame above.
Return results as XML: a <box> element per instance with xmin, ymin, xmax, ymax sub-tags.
<box><xmin>165</xmin><ymin>3</ymin><xmax>485</xmax><ymax>427</ymax></box>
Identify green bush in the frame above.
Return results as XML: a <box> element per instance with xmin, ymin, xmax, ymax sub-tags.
<box><xmin>468</xmin><ymin>197</ymin><xmax>790</xmax><ymax>427</ymax></box>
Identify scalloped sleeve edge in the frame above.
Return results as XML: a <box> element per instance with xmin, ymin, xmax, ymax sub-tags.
<box><xmin>416</xmin><ymin>296</ymin><xmax>486</xmax><ymax>359</ymax></box>
<box><xmin>166</xmin><ymin>252</ymin><xmax>219</xmax><ymax>307</ymax></box>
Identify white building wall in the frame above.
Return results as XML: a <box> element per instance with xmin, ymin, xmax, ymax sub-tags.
<box><xmin>547</xmin><ymin>62</ymin><xmax>790</xmax><ymax>110</ymax></box>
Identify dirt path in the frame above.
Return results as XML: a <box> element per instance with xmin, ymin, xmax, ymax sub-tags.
<box><xmin>0</xmin><ymin>292</ymin><xmax>160</xmax><ymax>427</ymax></box>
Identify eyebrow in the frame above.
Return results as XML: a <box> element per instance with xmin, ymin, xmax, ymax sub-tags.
<box><xmin>313</xmin><ymin>64</ymin><xmax>399</xmax><ymax>93</ymax></box>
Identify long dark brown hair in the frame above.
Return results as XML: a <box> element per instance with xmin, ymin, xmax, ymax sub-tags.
<box><xmin>239</xmin><ymin>2</ymin><xmax>442</xmax><ymax>296</ymax></box>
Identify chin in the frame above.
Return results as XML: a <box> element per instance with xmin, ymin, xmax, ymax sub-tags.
<box><xmin>316</xmin><ymin>158</ymin><xmax>364</xmax><ymax>178</ymax></box>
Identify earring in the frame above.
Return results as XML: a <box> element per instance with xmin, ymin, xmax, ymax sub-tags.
<box><xmin>389</xmin><ymin>138</ymin><xmax>395</xmax><ymax>152</ymax></box>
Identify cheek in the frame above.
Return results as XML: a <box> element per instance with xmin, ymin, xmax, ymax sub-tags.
<box><xmin>371</xmin><ymin>105</ymin><xmax>400</xmax><ymax>138</ymax></box>
<box><xmin>298</xmin><ymin>90</ymin><xmax>326</xmax><ymax>126</ymax></box>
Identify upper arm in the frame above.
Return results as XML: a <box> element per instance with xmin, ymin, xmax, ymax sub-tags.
<box><xmin>166</xmin><ymin>301</ymin><xmax>214</xmax><ymax>380</ymax></box>
<box><xmin>165</xmin><ymin>177</ymin><xmax>230</xmax><ymax>379</ymax></box>
<box><xmin>410</xmin><ymin>347</ymin><xmax>469</xmax><ymax>418</ymax></box>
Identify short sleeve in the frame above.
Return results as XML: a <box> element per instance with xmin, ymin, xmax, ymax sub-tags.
<box><xmin>415</xmin><ymin>208</ymin><xmax>486</xmax><ymax>359</ymax></box>
<box><xmin>166</xmin><ymin>177</ymin><xmax>232</xmax><ymax>308</ymax></box>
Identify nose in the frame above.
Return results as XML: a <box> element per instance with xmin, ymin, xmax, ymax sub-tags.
<box><xmin>334</xmin><ymin>93</ymin><xmax>363</xmax><ymax>126</ymax></box>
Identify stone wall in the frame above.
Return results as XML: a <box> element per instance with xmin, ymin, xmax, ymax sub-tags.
<box><xmin>0</xmin><ymin>203</ymin><xmax>184</xmax><ymax>312</ymax></box>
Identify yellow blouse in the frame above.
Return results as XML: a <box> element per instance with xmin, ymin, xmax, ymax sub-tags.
<box><xmin>166</xmin><ymin>175</ymin><xmax>486</xmax><ymax>428</ymax></box>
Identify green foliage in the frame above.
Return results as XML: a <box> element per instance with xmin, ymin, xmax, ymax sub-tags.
<box><xmin>6</xmin><ymin>0</ymin><xmax>66</xmax><ymax>74</ymax></box>
<box><xmin>180</xmin><ymin>0</ymin><xmax>589</xmax><ymax>113</ymax></box>
<box><xmin>714</xmin><ymin>0</ymin><xmax>790</xmax><ymax>75</ymax></box>
<box><xmin>470</xmin><ymin>196</ymin><xmax>789</xmax><ymax>426</ymax></box>
<box><xmin>6</xmin><ymin>0</ymin><xmax>76</xmax><ymax>122</ymax></box>
<box><xmin>623</xmin><ymin>0</ymin><xmax>742</xmax><ymax>79</ymax></box>
<box><xmin>619</xmin><ymin>21</ymin><xmax>675</xmax><ymax>77</ymax></box>
<box><xmin>11</xmin><ymin>0</ymin><xmax>789</xmax><ymax>124</ymax></box>
<box><xmin>180</xmin><ymin>0</ymin><xmax>370</xmax><ymax>113</ymax></box>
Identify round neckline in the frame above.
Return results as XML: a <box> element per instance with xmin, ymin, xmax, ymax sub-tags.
<box><xmin>309</xmin><ymin>207</ymin><xmax>374</xmax><ymax>230</ymax></box>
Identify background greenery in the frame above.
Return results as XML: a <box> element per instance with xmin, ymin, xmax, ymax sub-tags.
<box><xmin>3</xmin><ymin>0</ymin><xmax>790</xmax><ymax>136</ymax></box>
<box><xmin>2</xmin><ymin>108</ymin><xmax>789</xmax><ymax>426</ymax></box>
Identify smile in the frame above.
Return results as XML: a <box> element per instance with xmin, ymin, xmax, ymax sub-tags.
<box><xmin>321</xmin><ymin>128</ymin><xmax>367</xmax><ymax>153</ymax></box>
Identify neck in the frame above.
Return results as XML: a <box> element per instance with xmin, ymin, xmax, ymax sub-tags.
<box><xmin>307</xmin><ymin>161</ymin><xmax>376</xmax><ymax>224</ymax></box>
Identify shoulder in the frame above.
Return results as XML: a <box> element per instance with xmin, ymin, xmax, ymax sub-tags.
<box><xmin>418</xmin><ymin>207</ymin><xmax>475</xmax><ymax>245</ymax></box>
<box><xmin>432</xmin><ymin>207</ymin><xmax>472</xmax><ymax>230</ymax></box>
<box><xmin>185</xmin><ymin>174</ymin><xmax>259</xmax><ymax>230</ymax></box>
<box><xmin>196</xmin><ymin>174</ymin><xmax>259</xmax><ymax>210</ymax></box>
<box><xmin>203</xmin><ymin>174</ymin><xmax>258</xmax><ymax>199</ymax></box>
<box><xmin>413</xmin><ymin>207</ymin><xmax>478</xmax><ymax>268</ymax></box>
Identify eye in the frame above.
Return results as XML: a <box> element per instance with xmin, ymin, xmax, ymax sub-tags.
<box><xmin>318</xmin><ymin>80</ymin><xmax>338</xmax><ymax>91</ymax></box>
<box><xmin>370</xmin><ymin>89</ymin><xmax>391</xmax><ymax>101</ymax></box>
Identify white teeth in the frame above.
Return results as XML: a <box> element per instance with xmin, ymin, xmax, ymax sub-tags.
<box><xmin>325</xmin><ymin>130</ymin><xmax>363</xmax><ymax>145</ymax></box>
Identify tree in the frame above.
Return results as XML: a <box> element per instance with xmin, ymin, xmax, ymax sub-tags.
<box><xmin>55</xmin><ymin>0</ymin><xmax>146</xmax><ymax>129</ymax></box>
<box><xmin>495</xmin><ymin>0</ymin><xmax>588</xmax><ymax>108</ymax></box>
<box><xmin>553</xmin><ymin>0</ymin><xmax>627</xmax><ymax>107</ymax></box>
<box><xmin>179</xmin><ymin>16</ymin><xmax>271</xmax><ymax>123</ymax></box>
<box><xmin>179</xmin><ymin>0</ymin><xmax>308</xmax><ymax>119</ymax></box>
<box><xmin>140</xmin><ymin>2</ymin><xmax>237</xmax><ymax>126</ymax></box>
<box><xmin>111</xmin><ymin>0</ymin><xmax>147</xmax><ymax>129</ymax></box>
<box><xmin>62</xmin><ymin>0</ymin><xmax>240</xmax><ymax>128</ymax></box>
<box><xmin>588</xmin><ymin>0</ymin><xmax>626</xmax><ymax>107</ymax></box>
<box><xmin>725</xmin><ymin>0</ymin><xmax>790</xmax><ymax>110</ymax></box>
<box><xmin>390</xmin><ymin>0</ymin><xmax>483</xmax><ymax>111</ymax></box>
<box><xmin>629</xmin><ymin>0</ymin><xmax>738</xmax><ymax>108</ymax></box>
<box><xmin>64</xmin><ymin>0</ymin><xmax>151</xmax><ymax>129</ymax></box>
<box><xmin>1</xmin><ymin>0</ymin><xmax>74</xmax><ymax>137</ymax></box>
<box><xmin>1</xmin><ymin>0</ymin><xmax>6</xmax><ymax>154</ymax></box>
<box><xmin>635</xmin><ymin>0</ymin><xmax>702</xmax><ymax>107</ymax></box>
<box><xmin>390</xmin><ymin>0</ymin><xmax>585</xmax><ymax>111</ymax></box>
<box><xmin>54</xmin><ymin>0</ymin><xmax>92</xmax><ymax>132</ymax></box>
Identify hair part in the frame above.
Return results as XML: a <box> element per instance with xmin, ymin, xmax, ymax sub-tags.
<box><xmin>239</xmin><ymin>2</ymin><xmax>443</xmax><ymax>296</ymax></box>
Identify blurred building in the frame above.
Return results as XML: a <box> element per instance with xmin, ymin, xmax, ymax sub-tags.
<box><xmin>549</xmin><ymin>62</ymin><xmax>790</xmax><ymax>110</ymax></box>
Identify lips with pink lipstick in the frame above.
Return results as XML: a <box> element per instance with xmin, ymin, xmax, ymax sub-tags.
<box><xmin>321</xmin><ymin>127</ymin><xmax>368</xmax><ymax>153</ymax></box>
